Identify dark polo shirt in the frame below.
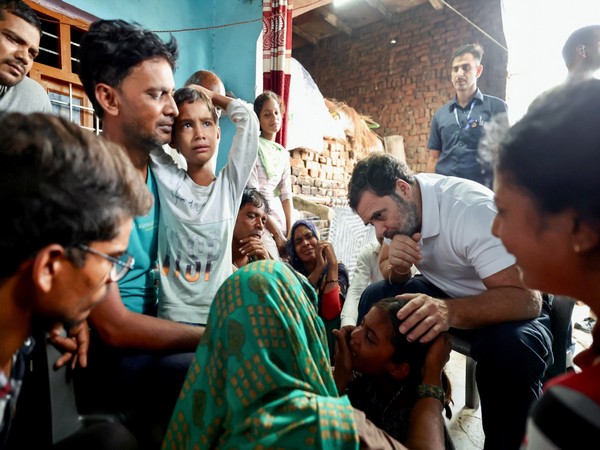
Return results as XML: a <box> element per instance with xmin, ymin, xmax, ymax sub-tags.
<box><xmin>428</xmin><ymin>89</ymin><xmax>507</xmax><ymax>188</ymax></box>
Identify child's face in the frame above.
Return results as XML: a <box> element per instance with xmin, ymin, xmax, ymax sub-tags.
<box><xmin>350</xmin><ymin>306</ymin><xmax>396</xmax><ymax>375</ymax></box>
<box><xmin>258</xmin><ymin>98</ymin><xmax>282</xmax><ymax>135</ymax></box>
<box><xmin>172</xmin><ymin>100</ymin><xmax>220</xmax><ymax>169</ymax></box>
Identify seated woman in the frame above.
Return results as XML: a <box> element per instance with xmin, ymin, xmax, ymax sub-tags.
<box><xmin>162</xmin><ymin>260</ymin><xmax>450</xmax><ymax>449</ymax></box>
<box><xmin>333</xmin><ymin>298</ymin><xmax>454</xmax><ymax>449</ymax></box>
<box><xmin>287</xmin><ymin>219</ymin><xmax>348</xmax><ymax>359</ymax></box>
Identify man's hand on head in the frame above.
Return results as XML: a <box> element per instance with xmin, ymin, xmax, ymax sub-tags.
<box><xmin>395</xmin><ymin>293</ymin><xmax>450</xmax><ymax>344</ymax></box>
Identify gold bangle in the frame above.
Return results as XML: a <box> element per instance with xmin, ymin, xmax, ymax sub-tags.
<box><xmin>326</xmin><ymin>279</ymin><xmax>338</xmax><ymax>284</ymax></box>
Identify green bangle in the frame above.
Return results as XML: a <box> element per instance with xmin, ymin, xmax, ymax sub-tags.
<box><xmin>416</xmin><ymin>384</ymin><xmax>445</xmax><ymax>405</ymax></box>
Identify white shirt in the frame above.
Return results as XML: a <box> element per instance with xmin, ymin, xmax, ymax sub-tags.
<box><xmin>415</xmin><ymin>173</ymin><xmax>515</xmax><ymax>297</ymax></box>
<box><xmin>0</xmin><ymin>77</ymin><xmax>52</xmax><ymax>113</ymax></box>
<box><xmin>150</xmin><ymin>99</ymin><xmax>259</xmax><ymax>324</ymax></box>
<box><xmin>340</xmin><ymin>240</ymin><xmax>384</xmax><ymax>326</ymax></box>
<box><xmin>247</xmin><ymin>137</ymin><xmax>292</xmax><ymax>232</ymax></box>
<box><xmin>162</xmin><ymin>144</ymin><xmax>187</xmax><ymax>170</ymax></box>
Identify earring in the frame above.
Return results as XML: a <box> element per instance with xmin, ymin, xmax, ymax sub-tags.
<box><xmin>577</xmin><ymin>44</ymin><xmax>588</xmax><ymax>58</ymax></box>
<box><xmin>574</xmin><ymin>244</ymin><xmax>581</xmax><ymax>253</ymax></box>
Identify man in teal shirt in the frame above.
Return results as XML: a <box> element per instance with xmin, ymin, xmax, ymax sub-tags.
<box><xmin>77</xmin><ymin>20</ymin><xmax>203</xmax><ymax>448</ymax></box>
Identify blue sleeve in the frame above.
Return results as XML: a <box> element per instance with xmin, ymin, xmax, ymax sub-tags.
<box><xmin>491</xmin><ymin>97</ymin><xmax>508</xmax><ymax>115</ymax></box>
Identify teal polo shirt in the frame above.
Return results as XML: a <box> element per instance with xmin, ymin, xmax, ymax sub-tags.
<box><xmin>118</xmin><ymin>167</ymin><xmax>160</xmax><ymax>315</ymax></box>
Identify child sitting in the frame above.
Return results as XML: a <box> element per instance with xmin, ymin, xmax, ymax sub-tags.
<box><xmin>334</xmin><ymin>297</ymin><xmax>454</xmax><ymax>449</ymax></box>
<box><xmin>150</xmin><ymin>86</ymin><xmax>258</xmax><ymax>325</ymax></box>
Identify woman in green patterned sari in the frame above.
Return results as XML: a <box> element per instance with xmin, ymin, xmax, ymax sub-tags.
<box><xmin>163</xmin><ymin>260</ymin><xmax>447</xmax><ymax>449</ymax></box>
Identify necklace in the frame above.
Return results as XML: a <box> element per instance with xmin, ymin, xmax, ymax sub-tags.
<box><xmin>381</xmin><ymin>385</ymin><xmax>405</xmax><ymax>419</ymax></box>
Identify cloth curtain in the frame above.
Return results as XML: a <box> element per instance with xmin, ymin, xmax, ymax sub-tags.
<box><xmin>262</xmin><ymin>0</ymin><xmax>293</xmax><ymax>147</ymax></box>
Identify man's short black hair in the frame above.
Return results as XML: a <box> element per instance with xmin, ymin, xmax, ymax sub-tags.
<box><xmin>348</xmin><ymin>153</ymin><xmax>415</xmax><ymax>211</ymax></box>
<box><xmin>173</xmin><ymin>86</ymin><xmax>219</xmax><ymax>124</ymax></box>
<box><xmin>452</xmin><ymin>43</ymin><xmax>484</xmax><ymax>63</ymax></box>
<box><xmin>562</xmin><ymin>25</ymin><xmax>600</xmax><ymax>70</ymax></box>
<box><xmin>0</xmin><ymin>112</ymin><xmax>152</xmax><ymax>278</ymax></box>
<box><xmin>78</xmin><ymin>19</ymin><xmax>178</xmax><ymax>119</ymax></box>
<box><xmin>241</xmin><ymin>187</ymin><xmax>271</xmax><ymax>215</ymax></box>
<box><xmin>0</xmin><ymin>0</ymin><xmax>42</xmax><ymax>33</ymax></box>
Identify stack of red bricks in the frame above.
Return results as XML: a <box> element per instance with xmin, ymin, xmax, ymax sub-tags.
<box><xmin>289</xmin><ymin>136</ymin><xmax>358</xmax><ymax>206</ymax></box>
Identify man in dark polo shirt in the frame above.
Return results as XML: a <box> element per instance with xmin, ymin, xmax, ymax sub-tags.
<box><xmin>426</xmin><ymin>43</ymin><xmax>507</xmax><ymax>189</ymax></box>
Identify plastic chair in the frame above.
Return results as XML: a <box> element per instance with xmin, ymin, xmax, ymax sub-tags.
<box><xmin>450</xmin><ymin>335</ymin><xmax>480</xmax><ymax>409</ymax></box>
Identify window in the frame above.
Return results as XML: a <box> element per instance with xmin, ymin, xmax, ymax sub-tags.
<box><xmin>26</xmin><ymin>1</ymin><xmax>99</xmax><ymax>132</ymax></box>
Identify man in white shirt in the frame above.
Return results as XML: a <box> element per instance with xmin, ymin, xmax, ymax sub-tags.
<box><xmin>340</xmin><ymin>240</ymin><xmax>383</xmax><ymax>327</ymax></box>
<box><xmin>77</xmin><ymin>19</ymin><xmax>202</xmax><ymax>448</ymax></box>
<box><xmin>348</xmin><ymin>153</ymin><xmax>552</xmax><ymax>450</ymax></box>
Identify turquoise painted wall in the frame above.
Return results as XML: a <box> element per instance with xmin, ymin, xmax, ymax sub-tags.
<box><xmin>66</xmin><ymin>0</ymin><xmax>263</xmax><ymax>170</ymax></box>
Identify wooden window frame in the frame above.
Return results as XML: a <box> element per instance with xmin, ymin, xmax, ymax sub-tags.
<box><xmin>25</xmin><ymin>1</ymin><xmax>98</xmax><ymax>130</ymax></box>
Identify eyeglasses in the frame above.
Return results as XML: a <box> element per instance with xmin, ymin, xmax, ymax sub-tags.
<box><xmin>77</xmin><ymin>244</ymin><xmax>135</xmax><ymax>282</ymax></box>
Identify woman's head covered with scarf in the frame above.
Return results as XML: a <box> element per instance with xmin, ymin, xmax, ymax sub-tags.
<box><xmin>286</xmin><ymin>219</ymin><xmax>321</xmax><ymax>275</ymax></box>
<box><xmin>163</xmin><ymin>260</ymin><xmax>358</xmax><ymax>449</ymax></box>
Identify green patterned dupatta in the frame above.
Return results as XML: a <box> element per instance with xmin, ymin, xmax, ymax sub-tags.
<box><xmin>163</xmin><ymin>260</ymin><xmax>358</xmax><ymax>449</ymax></box>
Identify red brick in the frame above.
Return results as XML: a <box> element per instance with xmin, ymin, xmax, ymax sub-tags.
<box><xmin>294</xmin><ymin>0</ymin><xmax>506</xmax><ymax>171</ymax></box>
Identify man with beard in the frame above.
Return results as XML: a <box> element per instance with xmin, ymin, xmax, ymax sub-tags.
<box><xmin>77</xmin><ymin>20</ymin><xmax>203</xmax><ymax>449</ymax></box>
<box><xmin>232</xmin><ymin>188</ymin><xmax>273</xmax><ymax>270</ymax></box>
<box><xmin>0</xmin><ymin>113</ymin><xmax>151</xmax><ymax>448</ymax></box>
<box><xmin>347</xmin><ymin>153</ymin><xmax>552</xmax><ymax>450</ymax></box>
<box><xmin>0</xmin><ymin>1</ymin><xmax>51</xmax><ymax>113</ymax></box>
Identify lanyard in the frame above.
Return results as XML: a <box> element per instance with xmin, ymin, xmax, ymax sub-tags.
<box><xmin>454</xmin><ymin>101</ymin><xmax>476</xmax><ymax>130</ymax></box>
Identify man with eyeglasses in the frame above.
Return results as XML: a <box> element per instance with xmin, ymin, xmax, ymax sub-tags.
<box><xmin>77</xmin><ymin>244</ymin><xmax>135</xmax><ymax>282</ymax></box>
<box><xmin>0</xmin><ymin>112</ymin><xmax>151</xmax><ymax>448</ymax></box>
<box><xmin>425</xmin><ymin>43</ymin><xmax>507</xmax><ymax>190</ymax></box>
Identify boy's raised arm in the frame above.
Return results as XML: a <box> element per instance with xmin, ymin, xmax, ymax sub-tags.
<box><xmin>188</xmin><ymin>84</ymin><xmax>232</xmax><ymax>110</ymax></box>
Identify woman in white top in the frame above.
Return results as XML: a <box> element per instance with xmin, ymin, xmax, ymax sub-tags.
<box><xmin>248</xmin><ymin>91</ymin><xmax>292</xmax><ymax>257</ymax></box>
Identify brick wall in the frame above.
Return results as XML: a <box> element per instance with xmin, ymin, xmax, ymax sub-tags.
<box><xmin>294</xmin><ymin>0</ymin><xmax>507</xmax><ymax>173</ymax></box>
<box><xmin>290</xmin><ymin>137</ymin><xmax>355</xmax><ymax>206</ymax></box>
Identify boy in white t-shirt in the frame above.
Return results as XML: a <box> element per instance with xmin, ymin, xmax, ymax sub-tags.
<box><xmin>150</xmin><ymin>86</ymin><xmax>259</xmax><ymax>325</ymax></box>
